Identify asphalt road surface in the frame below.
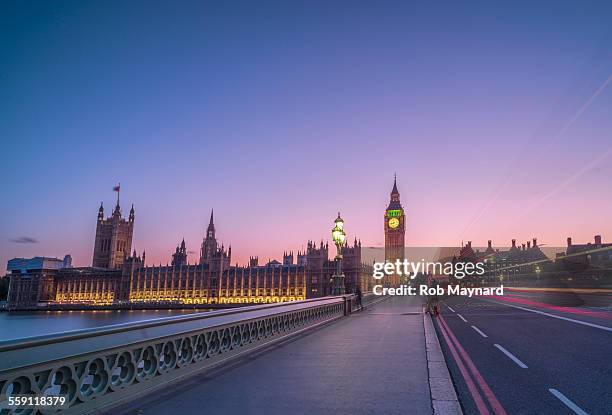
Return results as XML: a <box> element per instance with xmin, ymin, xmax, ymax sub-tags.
<box><xmin>434</xmin><ymin>290</ymin><xmax>612</xmax><ymax>415</ymax></box>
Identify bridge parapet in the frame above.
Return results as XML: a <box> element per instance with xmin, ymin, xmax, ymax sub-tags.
<box><xmin>348</xmin><ymin>292</ymin><xmax>383</xmax><ymax>313</ymax></box>
<box><xmin>0</xmin><ymin>296</ymin><xmax>355</xmax><ymax>414</ymax></box>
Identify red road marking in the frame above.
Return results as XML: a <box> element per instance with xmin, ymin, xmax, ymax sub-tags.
<box><xmin>439</xmin><ymin>315</ymin><xmax>508</xmax><ymax>415</ymax></box>
<box><xmin>436</xmin><ymin>315</ymin><xmax>490</xmax><ymax>415</ymax></box>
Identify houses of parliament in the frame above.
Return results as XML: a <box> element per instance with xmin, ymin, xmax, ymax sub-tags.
<box><xmin>6</xmin><ymin>183</ymin><xmax>390</xmax><ymax>309</ymax></box>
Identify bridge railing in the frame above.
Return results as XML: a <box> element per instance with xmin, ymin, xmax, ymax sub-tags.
<box><xmin>348</xmin><ymin>292</ymin><xmax>386</xmax><ymax>313</ymax></box>
<box><xmin>0</xmin><ymin>296</ymin><xmax>357</xmax><ymax>415</ymax></box>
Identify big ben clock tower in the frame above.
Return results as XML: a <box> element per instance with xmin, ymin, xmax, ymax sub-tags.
<box><xmin>384</xmin><ymin>175</ymin><xmax>405</xmax><ymax>286</ymax></box>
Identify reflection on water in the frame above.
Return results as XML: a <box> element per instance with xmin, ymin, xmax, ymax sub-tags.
<box><xmin>0</xmin><ymin>309</ymin><xmax>207</xmax><ymax>342</ymax></box>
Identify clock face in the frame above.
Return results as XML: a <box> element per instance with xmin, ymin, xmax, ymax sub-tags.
<box><xmin>388</xmin><ymin>217</ymin><xmax>400</xmax><ymax>229</ymax></box>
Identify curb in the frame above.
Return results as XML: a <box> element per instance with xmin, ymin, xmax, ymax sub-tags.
<box><xmin>423</xmin><ymin>312</ymin><xmax>463</xmax><ymax>415</ymax></box>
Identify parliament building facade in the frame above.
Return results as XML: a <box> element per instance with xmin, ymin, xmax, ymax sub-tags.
<box><xmin>6</xmin><ymin>197</ymin><xmax>372</xmax><ymax>310</ymax></box>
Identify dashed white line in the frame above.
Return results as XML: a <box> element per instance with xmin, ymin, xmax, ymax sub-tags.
<box><xmin>549</xmin><ymin>388</ymin><xmax>589</xmax><ymax>415</ymax></box>
<box><xmin>457</xmin><ymin>313</ymin><xmax>468</xmax><ymax>323</ymax></box>
<box><xmin>484</xmin><ymin>300</ymin><xmax>612</xmax><ymax>333</ymax></box>
<box><xmin>494</xmin><ymin>344</ymin><xmax>528</xmax><ymax>368</ymax></box>
<box><xmin>446</xmin><ymin>304</ymin><xmax>456</xmax><ymax>313</ymax></box>
<box><xmin>471</xmin><ymin>325</ymin><xmax>488</xmax><ymax>338</ymax></box>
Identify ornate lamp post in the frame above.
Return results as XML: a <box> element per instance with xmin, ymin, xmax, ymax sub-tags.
<box><xmin>331</xmin><ymin>212</ymin><xmax>346</xmax><ymax>295</ymax></box>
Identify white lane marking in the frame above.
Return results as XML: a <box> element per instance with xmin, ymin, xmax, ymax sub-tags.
<box><xmin>471</xmin><ymin>325</ymin><xmax>488</xmax><ymax>338</ymax></box>
<box><xmin>485</xmin><ymin>300</ymin><xmax>612</xmax><ymax>333</ymax></box>
<box><xmin>494</xmin><ymin>344</ymin><xmax>528</xmax><ymax>368</ymax></box>
<box><xmin>549</xmin><ymin>388</ymin><xmax>589</xmax><ymax>415</ymax></box>
<box><xmin>446</xmin><ymin>304</ymin><xmax>456</xmax><ymax>313</ymax></box>
<box><xmin>457</xmin><ymin>313</ymin><xmax>468</xmax><ymax>323</ymax></box>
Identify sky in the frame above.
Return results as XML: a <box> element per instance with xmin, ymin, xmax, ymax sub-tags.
<box><xmin>1</xmin><ymin>1</ymin><xmax>612</xmax><ymax>269</ymax></box>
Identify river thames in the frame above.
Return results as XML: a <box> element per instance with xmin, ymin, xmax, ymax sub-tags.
<box><xmin>0</xmin><ymin>309</ymin><xmax>206</xmax><ymax>342</ymax></box>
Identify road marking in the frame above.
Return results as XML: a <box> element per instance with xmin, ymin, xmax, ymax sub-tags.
<box><xmin>471</xmin><ymin>325</ymin><xmax>488</xmax><ymax>338</ymax></box>
<box><xmin>439</xmin><ymin>316</ymin><xmax>507</xmax><ymax>415</ymax></box>
<box><xmin>457</xmin><ymin>313</ymin><xmax>468</xmax><ymax>323</ymax></box>
<box><xmin>493</xmin><ymin>344</ymin><xmax>528</xmax><ymax>368</ymax></box>
<box><xmin>446</xmin><ymin>304</ymin><xmax>456</xmax><ymax>313</ymax></box>
<box><xmin>549</xmin><ymin>388</ymin><xmax>589</xmax><ymax>415</ymax></box>
<box><xmin>485</xmin><ymin>300</ymin><xmax>612</xmax><ymax>333</ymax></box>
<box><xmin>437</xmin><ymin>316</ymin><xmax>492</xmax><ymax>414</ymax></box>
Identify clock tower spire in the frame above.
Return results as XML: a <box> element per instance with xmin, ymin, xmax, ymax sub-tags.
<box><xmin>384</xmin><ymin>175</ymin><xmax>405</xmax><ymax>286</ymax></box>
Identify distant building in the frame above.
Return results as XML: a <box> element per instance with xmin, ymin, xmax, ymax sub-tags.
<box><xmin>461</xmin><ymin>235</ymin><xmax>612</xmax><ymax>285</ymax></box>
<box><xmin>6</xmin><ymin>255</ymin><xmax>72</xmax><ymax>307</ymax></box>
<box><xmin>6</xmin><ymin>200</ymin><xmax>372</xmax><ymax>310</ymax></box>
<box><xmin>7</xmin><ymin>255</ymin><xmax>72</xmax><ymax>273</ymax></box>
<box><xmin>456</xmin><ymin>239</ymin><xmax>549</xmax><ymax>283</ymax></box>
<box><xmin>557</xmin><ymin>235</ymin><xmax>612</xmax><ymax>269</ymax></box>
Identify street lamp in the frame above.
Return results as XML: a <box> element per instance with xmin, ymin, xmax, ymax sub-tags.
<box><xmin>331</xmin><ymin>212</ymin><xmax>346</xmax><ymax>295</ymax></box>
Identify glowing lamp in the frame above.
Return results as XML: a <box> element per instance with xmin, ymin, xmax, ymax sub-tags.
<box><xmin>330</xmin><ymin>212</ymin><xmax>347</xmax><ymax>295</ymax></box>
<box><xmin>332</xmin><ymin>213</ymin><xmax>346</xmax><ymax>247</ymax></box>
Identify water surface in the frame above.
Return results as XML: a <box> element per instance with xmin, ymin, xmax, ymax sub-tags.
<box><xmin>0</xmin><ymin>309</ymin><xmax>207</xmax><ymax>342</ymax></box>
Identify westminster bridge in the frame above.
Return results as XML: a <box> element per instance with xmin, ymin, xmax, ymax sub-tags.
<box><xmin>0</xmin><ymin>294</ymin><xmax>459</xmax><ymax>415</ymax></box>
<box><xmin>2</xmin><ymin>289</ymin><xmax>610</xmax><ymax>414</ymax></box>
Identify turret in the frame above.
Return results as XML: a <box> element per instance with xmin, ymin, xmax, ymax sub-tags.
<box><xmin>283</xmin><ymin>251</ymin><xmax>294</xmax><ymax>265</ymax></box>
<box><xmin>172</xmin><ymin>239</ymin><xmax>187</xmax><ymax>267</ymax></box>
<box><xmin>98</xmin><ymin>202</ymin><xmax>104</xmax><ymax>221</ymax></box>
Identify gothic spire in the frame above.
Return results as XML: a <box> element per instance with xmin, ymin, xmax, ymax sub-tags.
<box><xmin>206</xmin><ymin>209</ymin><xmax>215</xmax><ymax>235</ymax></box>
<box><xmin>391</xmin><ymin>173</ymin><xmax>399</xmax><ymax>195</ymax></box>
<box><xmin>387</xmin><ymin>174</ymin><xmax>402</xmax><ymax>210</ymax></box>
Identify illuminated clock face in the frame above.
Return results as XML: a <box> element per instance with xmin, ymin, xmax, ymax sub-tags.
<box><xmin>388</xmin><ymin>218</ymin><xmax>400</xmax><ymax>229</ymax></box>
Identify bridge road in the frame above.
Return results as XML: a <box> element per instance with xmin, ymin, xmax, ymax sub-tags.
<box><xmin>113</xmin><ymin>295</ymin><xmax>435</xmax><ymax>415</ymax></box>
<box><xmin>436</xmin><ymin>293</ymin><xmax>612</xmax><ymax>415</ymax></box>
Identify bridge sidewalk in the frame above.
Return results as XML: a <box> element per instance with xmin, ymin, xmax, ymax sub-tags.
<box><xmin>115</xmin><ymin>296</ymin><xmax>449</xmax><ymax>415</ymax></box>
